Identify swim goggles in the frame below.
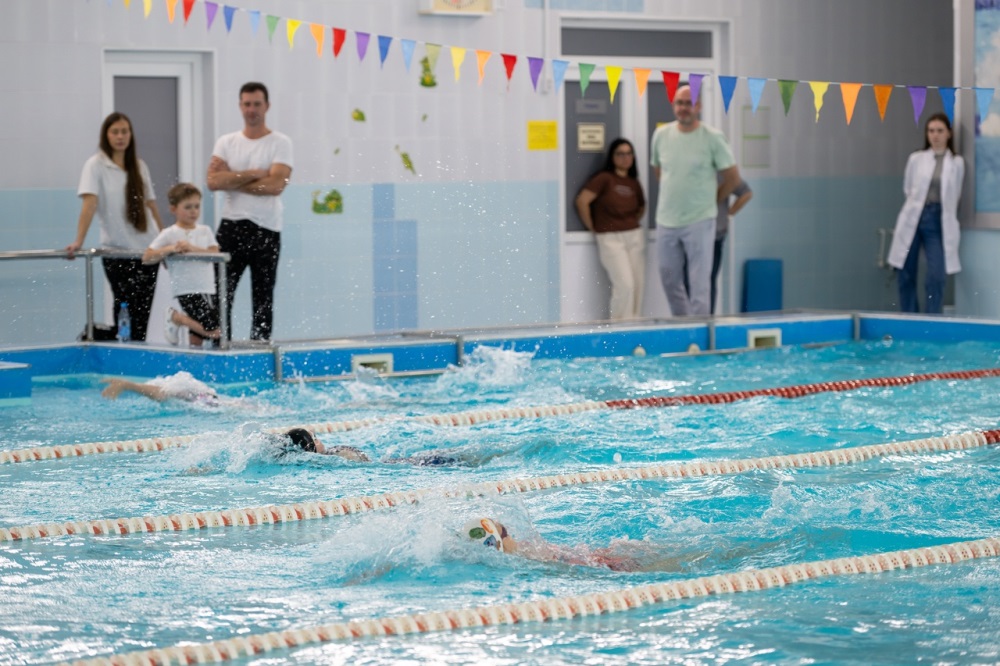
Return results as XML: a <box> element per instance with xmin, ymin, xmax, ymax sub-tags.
<box><xmin>465</xmin><ymin>518</ymin><xmax>507</xmax><ymax>552</ymax></box>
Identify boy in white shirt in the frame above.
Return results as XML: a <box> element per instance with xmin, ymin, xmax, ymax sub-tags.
<box><xmin>143</xmin><ymin>183</ymin><xmax>221</xmax><ymax>347</ymax></box>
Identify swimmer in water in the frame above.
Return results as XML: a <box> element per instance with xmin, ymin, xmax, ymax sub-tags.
<box><xmin>282</xmin><ymin>428</ymin><xmax>466</xmax><ymax>467</ymax></box>
<box><xmin>101</xmin><ymin>371</ymin><xmax>221</xmax><ymax>404</ymax></box>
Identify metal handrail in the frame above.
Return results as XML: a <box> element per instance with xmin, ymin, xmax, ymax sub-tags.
<box><xmin>0</xmin><ymin>248</ymin><xmax>231</xmax><ymax>350</ymax></box>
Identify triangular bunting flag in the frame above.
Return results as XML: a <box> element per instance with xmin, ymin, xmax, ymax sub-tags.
<box><xmin>552</xmin><ymin>59</ymin><xmax>568</xmax><ymax>93</ymax></box>
<box><xmin>747</xmin><ymin>78</ymin><xmax>766</xmax><ymax>113</ymax></box>
<box><xmin>286</xmin><ymin>20</ymin><xmax>301</xmax><ymax>50</ymax></box>
<box><xmin>451</xmin><ymin>47</ymin><xmax>466</xmax><ymax>82</ymax></box>
<box><xmin>633</xmin><ymin>68</ymin><xmax>651</xmax><ymax>98</ymax></box>
<box><xmin>426</xmin><ymin>44</ymin><xmax>442</xmax><ymax>73</ymax></box>
<box><xmin>332</xmin><ymin>27</ymin><xmax>346</xmax><ymax>57</ymax></box>
<box><xmin>689</xmin><ymin>73</ymin><xmax>704</xmax><ymax>105</ymax></box>
<box><xmin>840</xmin><ymin>83</ymin><xmax>862</xmax><ymax>125</ymax></box>
<box><xmin>606</xmin><ymin>65</ymin><xmax>623</xmax><ymax>103</ymax></box>
<box><xmin>265</xmin><ymin>15</ymin><xmax>279</xmax><ymax>43</ymax></box>
<box><xmin>475</xmin><ymin>50</ymin><xmax>491</xmax><ymax>85</ymax></box>
<box><xmin>166</xmin><ymin>0</ymin><xmax>178</xmax><ymax>23</ymax></box>
<box><xmin>527</xmin><ymin>57</ymin><xmax>544</xmax><ymax>92</ymax></box>
<box><xmin>873</xmin><ymin>85</ymin><xmax>893</xmax><ymax>121</ymax></box>
<box><xmin>223</xmin><ymin>5</ymin><xmax>235</xmax><ymax>32</ymax></box>
<box><xmin>907</xmin><ymin>86</ymin><xmax>926</xmax><ymax>125</ymax></box>
<box><xmin>378</xmin><ymin>35</ymin><xmax>392</xmax><ymax>68</ymax></box>
<box><xmin>501</xmin><ymin>53</ymin><xmax>517</xmax><ymax>86</ymax></box>
<box><xmin>778</xmin><ymin>80</ymin><xmax>798</xmax><ymax>115</ymax></box>
<box><xmin>182</xmin><ymin>0</ymin><xmax>194</xmax><ymax>23</ymax></box>
<box><xmin>661</xmin><ymin>71</ymin><xmax>679</xmax><ymax>102</ymax></box>
<box><xmin>400</xmin><ymin>39</ymin><xmax>416</xmax><ymax>71</ymax></box>
<box><xmin>124</xmin><ymin>0</ymin><xmax>131</xmax><ymax>8</ymax></box>
<box><xmin>718</xmin><ymin>76</ymin><xmax>737</xmax><ymax>113</ymax></box>
<box><xmin>356</xmin><ymin>32</ymin><xmax>370</xmax><ymax>62</ymax></box>
<box><xmin>247</xmin><ymin>10</ymin><xmax>260</xmax><ymax>35</ymax></box>
<box><xmin>809</xmin><ymin>81</ymin><xmax>829</xmax><ymax>122</ymax></box>
<box><xmin>143</xmin><ymin>0</ymin><xmax>152</xmax><ymax>17</ymax></box>
<box><xmin>204</xmin><ymin>1</ymin><xmax>217</xmax><ymax>29</ymax></box>
<box><xmin>309</xmin><ymin>23</ymin><xmax>324</xmax><ymax>57</ymax></box>
<box><xmin>578</xmin><ymin>63</ymin><xmax>595</xmax><ymax>97</ymax></box>
<box><xmin>976</xmin><ymin>87</ymin><xmax>995</xmax><ymax>123</ymax></box>
<box><xmin>938</xmin><ymin>87</ymin><xmax>956</xmax><ymax>125</ymax></box>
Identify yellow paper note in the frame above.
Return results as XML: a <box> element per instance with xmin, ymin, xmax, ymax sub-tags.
<box><xmin>527</xmin><ymin>120</ymin><xmax>558</xmax><ymax>151</ymax></box>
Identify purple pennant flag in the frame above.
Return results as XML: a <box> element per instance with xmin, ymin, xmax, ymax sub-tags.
<box><xmin>689</xmin><ymin>73</ymin><xmax>704</xmax><ymax>105</ymax></box>
<box><xmin>551</xmin><ymin>59</ymin><xmax>569</xmax><ymax>93</ymax></box>
<box><xmin>975</xmin><ymin>87</ymin><xmax>995</xmax><ymax>124</ymax></box>
<box><xmin>247</xmin><ymin>10</ymin><xmax>260</xmax><ymax>35</ymax></box>
<box><xmin>205</xmin><ymin>2</ymin><xmax>218</xmax><ymax>31</ymax></box>
<box><xmin>907</xmin><ymin>86</ymin><xmax>926</xmax><ymax>125</ymax></box>
<box><xmin>223</xmin><ymin>5</ymin><xmax>237</xmax><ymax>33</ymax></box>
<box><xmin>717</xmin><ymin>75</ymin><xmax>737</xmax><ymax>113</ymax></box>
<box><xmin>378</xmin><ymin>35</ymin><xmax>392</xmax><ymax>68</ymax></box>
<box><xmin>938</xmin><ymin>87</ymin><xmax>956</xmax><ymax>125</ymax></box>
<box><xmin>400</xmin><ymin>39</ymin><xmax>416</xmax><ymax>71</ymax></box>
<box><xmin>527</xmin><ymin>57</ymin><xmax>544</xmax><ymax>91</ymax></box>
<box><xmin>356</xmin><ymin>32</ymin><xmax>370</xmax><ymax>62</ymax></box>
<box><xmin>747</xmin><ymin>77</ymin><xmax>766</xmax><ymax>113</ymax></box>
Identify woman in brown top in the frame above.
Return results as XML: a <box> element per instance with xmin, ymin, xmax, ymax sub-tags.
<box><xmin>575</xmin><ymin>138</ymin><xmax>646</xmax><ymax>319</ymax></box>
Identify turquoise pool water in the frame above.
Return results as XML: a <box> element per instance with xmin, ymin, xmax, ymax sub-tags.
<box><xmin>2</xmin><ymin>340</ymin><xmax>1000</xmax><ymax>664</ymax></box>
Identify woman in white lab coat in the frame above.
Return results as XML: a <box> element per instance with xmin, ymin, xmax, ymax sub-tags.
<box><xmin>887</xmin><ymin>112</ymin><xmax>964</xmax><ymax>314</ymax></box>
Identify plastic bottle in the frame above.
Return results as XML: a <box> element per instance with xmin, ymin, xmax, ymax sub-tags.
<box><xmin>116</xmin><ymin>302</ymin><xmax>131</xmax><ymax>342</ymax></box>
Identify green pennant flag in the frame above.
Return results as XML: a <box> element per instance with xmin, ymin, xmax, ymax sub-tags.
<box><xmin>778</xmin><ymin>80</ymin><xmax>798</xmax><ymax>115</ymax></box>
<box><xmin>266</xmin><ymin>15</ymin><xmax>280</xmax><ymax>42</ymax></box>
<box><xmin>579</xmin><ymin>63</ymin><xmax>595</xmax><ymax>97</ymax></box>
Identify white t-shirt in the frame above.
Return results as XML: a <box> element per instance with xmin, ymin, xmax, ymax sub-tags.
<box><xmin>77</xmin><ymin>152</ymin><xmax>159</xmax><ymax>250</ymax></box>
<box><xmin>149</xmin><ymin>224</ymin><xmax>219</xmax><ymax>296</ymax></box>
<box><xmin>211</xmin><ymin>130</ymin><xmax>294</xmax><ymax>232</ymax></box>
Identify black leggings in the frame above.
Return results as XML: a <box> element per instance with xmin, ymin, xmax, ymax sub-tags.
<box><xmin>102</xmin><ymin>257</ymin><xmax>158</xmax><ymax>341</ymax></box>
<box><xmin>216</xmin><ymin>219</ymin><xmax>281</xmax><ymax>341</ymax></box>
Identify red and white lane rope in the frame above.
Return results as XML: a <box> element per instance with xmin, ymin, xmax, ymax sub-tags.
<box><xmin>4</xmin><ymin>429</ymin><xmax>998</xmax><ymax>544</ymax></box>
<box><xmin>65</xmin><ymin>536</ymin><xmax>1000</xmax><ymax>666</ymax></box>
<box><xmin>5</xmin><ymin>368</ymin><xmax>1000</xmax><ymax>466</ymax></box>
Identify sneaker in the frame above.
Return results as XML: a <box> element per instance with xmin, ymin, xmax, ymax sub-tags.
<box><xmin>164</xmin><ymin>308</ymin><xmax>180</xmax><ymax>346</ymax></box>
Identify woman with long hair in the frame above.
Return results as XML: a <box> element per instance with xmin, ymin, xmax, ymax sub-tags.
<box><xmin>574</xmin><ymin>138</ymin><xmax>647</xmax><ymax>319</ymax></box>
<box><xmin>887</xmin><ymin>112</ymin><xmax>965</xmax><ymax>314</ymax></box>
<box><xmin>68</xmin><ymin>112</ymin><xmax>164</xmax><ymax>340</ymax></box>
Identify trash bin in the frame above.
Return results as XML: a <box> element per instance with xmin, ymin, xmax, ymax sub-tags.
<box><xmin>742</xmin><ymin>259</ymin><xmax>783</xmax><ymax>312</ymax></box>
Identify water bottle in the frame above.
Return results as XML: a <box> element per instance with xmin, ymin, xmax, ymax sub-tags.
<box><xmin>116</xmin><ymin>302</ymin><xmax>131</xmax><ymax>342</ymax></box>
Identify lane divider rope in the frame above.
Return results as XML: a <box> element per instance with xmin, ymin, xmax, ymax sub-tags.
<box><xmin>5</xmin><ymin>368</ymin><xmax>1000</xmax><ymax>466</ymax></box>
<box><xmin>65</xmin><ymin>535</ymin><xmax>1000</xmax><ymax>666</ymax></box>
<box><xmin>4</xmin><ymin>428</ymin><xmax>998</xmax><ymax>544</ymax></box>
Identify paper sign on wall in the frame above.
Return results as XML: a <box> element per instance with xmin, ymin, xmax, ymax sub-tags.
<box><xmin>527</xmin><ymin>120</ymin><xmax>558</xmax><ymax>151</ymax></box>
<box><xmin>577</xmin><ymin>122</ymin><xmax>605</xmax><ymax>152</ymax></box>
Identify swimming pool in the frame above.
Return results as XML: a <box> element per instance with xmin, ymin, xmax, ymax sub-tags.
<box><xmin>2</xmin><ymin>340</ymin><xmax>1000</xmax><ymax>664</ymax></box>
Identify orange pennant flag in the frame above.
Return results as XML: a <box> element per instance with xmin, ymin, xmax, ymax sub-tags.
<box><xmin>166</xmin><ymin>0</ymin><xmax>179</xmax><ymax>23</ymax></box>
<box><xmin>309</xmin><ymin>23</ymin><xmax>325</xmax><ymax>57</ymax></box>
<box><xmin>475</xmin><ymin>50</ymin><xmax>492</xmax><ymax>85</ymax></box>
<box><xmin>451</xmin><ymin>47</ymin><xmax>466</xmax><ymax>82</ymax></box>
<box><xmin>839</xmin><ymin>83</ymin><xmax>862</xmax><ymax>125</ymax></box>
<box><xmin>633</xmin><ymin>68</ymin><xmax>651</xmax><ymax>98</ymax></box>
<box><xmin>873</xmin><ymin>84</ymin><xmax>893</xmax><ymax>121</ymax></box>
<box><xmin>606</xmin><ymin>66</ymin><xmax>623</xmax><ymax>103</ymax></box>
<box><xmin>808</xmin><ymin>81</ymin><xmax>829</xmax><ymax>122</ymax></box>
<box><xmin>286</xmin><ymin>19</ymin><xmax>301</xmax><ymax>50</ymax></box>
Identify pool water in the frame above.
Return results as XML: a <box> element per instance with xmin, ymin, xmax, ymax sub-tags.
<box><xmin>2</xmin><ymin>340</ymin><xmax>1000</xmax><ymax>664</ymax></box>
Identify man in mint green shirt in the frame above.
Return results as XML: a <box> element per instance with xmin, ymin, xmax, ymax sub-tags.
<box><xmin>650</xmin><ymin>84</ymin><xmax>740</xmax><ymax>316</ymax></box>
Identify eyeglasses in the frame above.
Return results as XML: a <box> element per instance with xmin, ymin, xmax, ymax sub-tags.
<box><xmin>614</xmin><ymin>151</ymin><xmax>633</xmax><ymax>157</ymax></box>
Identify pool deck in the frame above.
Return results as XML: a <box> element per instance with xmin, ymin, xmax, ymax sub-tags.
<box><xmin>2</xmin><ymin>310</ymin><xmax>999</xmax><ymax>403</ymax></box>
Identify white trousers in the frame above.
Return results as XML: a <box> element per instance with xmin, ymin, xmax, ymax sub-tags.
<box><xmin>595</xmin><ymin>227</ymin><xmax>646</xmax><ymax>320</ymax></box>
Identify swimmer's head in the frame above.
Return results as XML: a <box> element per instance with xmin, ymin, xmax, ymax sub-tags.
<box><xmin>463</xmin><ymin>518</ymin><xmax>508</xmax><ymax>552</ymax></box>
<box><xmin>284</xmin><ymin>428</ymin><xmax>317</xmax><ymax>453</ymax></box>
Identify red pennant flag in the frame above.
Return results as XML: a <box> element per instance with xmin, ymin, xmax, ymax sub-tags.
<box><xmin>182</xmin><ymin>0</ymin><xmax>195</xmax><ymax>23</ymax></box>
<box><xmin>332</xmin><ymin>27</ymin><xmax>346</xmax><ymax>57</ymax></box>
<box><xmin>501</xmin><ymin>53</ymin><xmax>517</xmax><ymax>83</ymax></box>
<box><xmin>661</xmin><ymin>71</ymin><xmax>680</xmax><ymax>102</ymax></box>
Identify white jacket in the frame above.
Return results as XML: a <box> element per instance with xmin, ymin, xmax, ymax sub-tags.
<box><xmin>887</xmin><ymin>148</ymin><xmax>964</xmax><ymax>274</ymax></box>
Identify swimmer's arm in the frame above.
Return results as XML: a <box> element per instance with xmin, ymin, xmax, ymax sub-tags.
<box><xmin>100</xmin><ymin>378</ymin><xmax>168</xmax><ymax>402</ymax></box>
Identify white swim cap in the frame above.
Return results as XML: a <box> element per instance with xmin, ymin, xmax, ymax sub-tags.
<box><xmin>463</xmin><ymin>517</ymin><xmax>506</xmax><ymax>552</ymax></box>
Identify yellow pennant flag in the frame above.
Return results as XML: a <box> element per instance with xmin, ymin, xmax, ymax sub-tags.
<box><xmin>286</xmin><ymin>19</ymin><xmax>301</xmax><ymax>50</ymax></box>
<box><xmin>451</xmin><ymin>47</ymin><xmax>466</xmax><ymax>82</ymax></box>
<box><xmin>124</xmin><ymin>0</ymin><xmax>131</xmax><ymax>8</ymax></box>
<box><xmin>873</xmin><ymin>84</ymin><xmax>893</xmax><ymax>121</ymax></box>
<box><xmin>475</xmin><ymin>50</ymin><xmax>492</xmax><ymax>85</ymax></box>
<box><xmin>166</xmin><ymin>0</ymin><xmax>178</xmax><ymax>23</ymax></box>
<box><xmin>309</xmin><ymin>23</ymin><xmax>324</xmax><ymax>57</ymax></box>
<box><xmin>809</xmin><ymin>81</ymin><xmax>829</xmax><ymax>122</ymax></box>
<box><xmin>143</xmin><ymin>0</ymin><xmax>151</xmax><ymax>17</ymax></box>
<box><xmin>839</xmin><ymin>83</ymin><xmax>862</xmax><ymax>125</ymax></box>
<box><xmin>633</xmin><ymin>68</ymin><xmax>651</xmax><ymax>98</ymax></box>
<box><xmin>606</xmin><ymin>66</ymin><xmax>623</xmax><ymax>103</ymax></box>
